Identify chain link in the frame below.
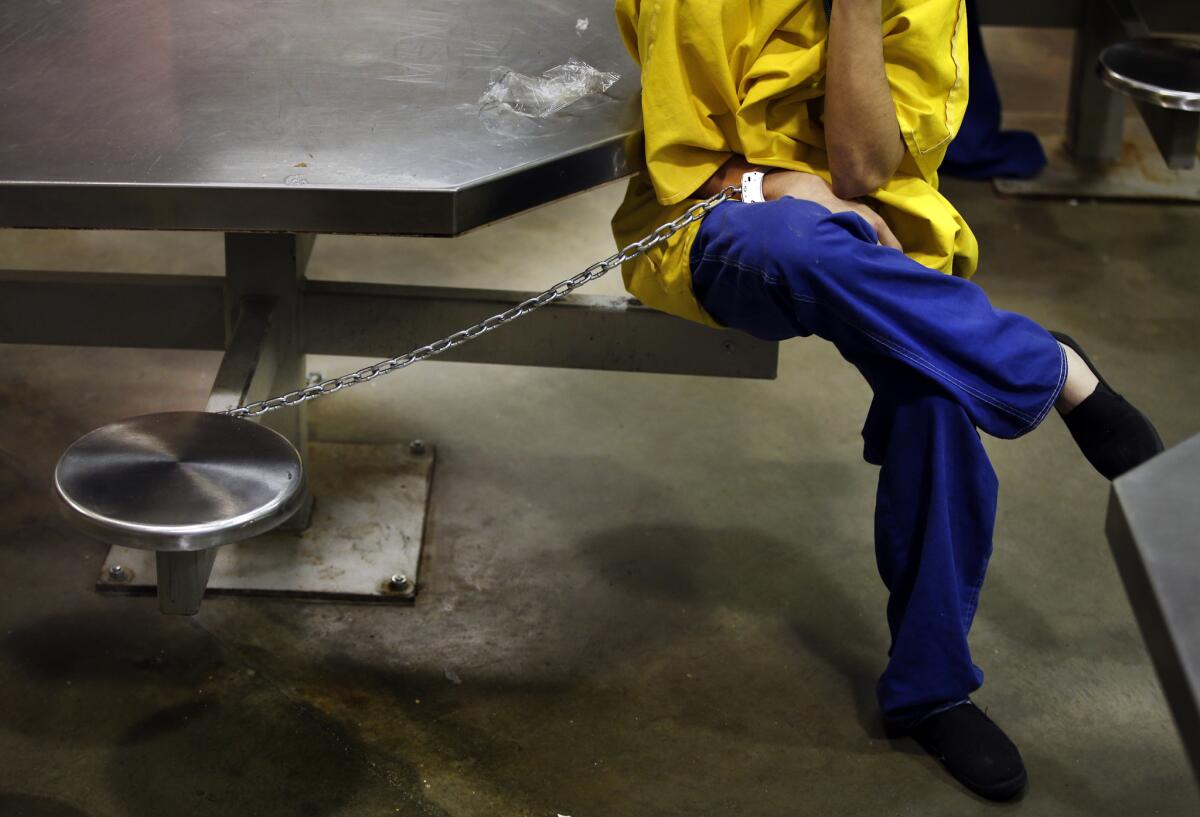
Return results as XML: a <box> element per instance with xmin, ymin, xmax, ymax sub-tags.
<box><xmin>224</xmin><ymin>186</ymin><xmax>737</xmax><ymax>419</ymax></box>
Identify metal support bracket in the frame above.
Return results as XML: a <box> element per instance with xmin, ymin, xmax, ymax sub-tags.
<box><xmin>0</xmin><ymin>272</ymin><xmax>780</xmax><ymax>379</ymax></box>
<box><xmin>1135</xmin><ymin>99</ymin><xmax>1200</xmax><ymax>171</ymax></box>
<box><xmin>205</xmin><ymin>298</ymin><xmax>278</xmax><ymax>414</ymax></box>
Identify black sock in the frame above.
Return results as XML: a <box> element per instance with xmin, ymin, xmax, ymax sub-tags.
<box><xmin>1062</xmin><ymin>383</ymin><xmax>1164</xmax><ymax>480</ymax></box>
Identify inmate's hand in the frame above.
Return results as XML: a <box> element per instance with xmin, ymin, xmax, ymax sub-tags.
<box><xmin>762</xmin><ymin>170</ymin><xmax>903</xmax><ymax>251</ymax></box>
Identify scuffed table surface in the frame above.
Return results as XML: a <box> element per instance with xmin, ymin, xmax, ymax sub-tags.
<box><xmin>0</xmin><ymin>0</ymin><xmax>640</xmax><ymax>235</ymax></box>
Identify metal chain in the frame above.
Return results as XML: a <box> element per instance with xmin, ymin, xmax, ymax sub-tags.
<box><xmin>224</xmin><ymin>186</ymin><xmax>738</xmax><ymax>419</ymax></box>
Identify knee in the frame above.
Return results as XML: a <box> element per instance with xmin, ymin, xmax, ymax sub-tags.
<box><xmin>886</xmin><ymin>387</ymin><xmax>996</xmax><ymax>484</ymax></box>
<box><xmin>767</xmin><ymin>199</ymin><xmax>869</xmax><ymax>285</ymax></box>
<box><xmin>864</xmin><ymin>376</ymin><xmax>967</xmax><ymax>458</ymax></box>
<box><xmin>870</xmin><ymin>370</ymin><xmax>976</xmax><ymax>445</ymax></box>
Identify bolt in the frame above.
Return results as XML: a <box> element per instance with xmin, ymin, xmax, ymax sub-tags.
<box><xmin>109</xmin><ymin>565</ymin><xmax>128</xmax><ymax>582</ymax></box>
<box><xmin>409</xmin><ymin>439</ymin><xmax>426</xmax><ymax>456</ymax></box>
<box><xmin>388</xmin><ymin>574</ymin><xmax>410</xmax><ymax>592</ymax></box>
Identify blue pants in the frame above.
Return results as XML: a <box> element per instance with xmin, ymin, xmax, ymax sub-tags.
<box><xmin>690</xmin><ymin>198</ymin><xmax>1067</xmax><ymax>727</ymax></box>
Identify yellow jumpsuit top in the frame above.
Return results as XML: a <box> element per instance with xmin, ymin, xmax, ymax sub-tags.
<box><xmin>611</xmin><ymin>0</ymin><xmax>975</xmax><ymax>328</ymax></box>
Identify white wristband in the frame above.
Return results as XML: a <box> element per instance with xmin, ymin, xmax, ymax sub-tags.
<box><xmin>740</xmin><ymin>170</ymin><xmax>766</xmax><ymax>204</ymax></box>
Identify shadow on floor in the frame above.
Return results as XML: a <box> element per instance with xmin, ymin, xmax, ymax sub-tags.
<box><xmin>576</xmin><ymin>522</ymin><xmax>890</xmax><ymax>739</ymax></box>
<box><xmin>0</xmin><ymin>607</ymin><xmax>449</xmax><ymax>817</ymax></box>
<box><xmin>0</xmin><ymin>792</ymin><xmax>94</xmax><ymax>817</ymax></box>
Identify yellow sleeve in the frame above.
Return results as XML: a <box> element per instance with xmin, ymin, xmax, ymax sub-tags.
<box><xmin>614</xmin><ymin>0</ymin><xmax>642</xmax><ymax>65</ymax></box>
<box><xmin>613</xmin><ymin>0</ymin><xmax>736</xmax><ymax>206</ymax></box>
<box><xmin>882</xmin><ymin>0</ymin><xmax>970</xmax><ymax>181</ymax></box>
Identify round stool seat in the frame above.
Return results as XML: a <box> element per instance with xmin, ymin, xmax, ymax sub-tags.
<box><xmin>1100</xmin><ymin>38</ymin><xmax>1200</xmax><ymax>111</ymax></box>
<box><xmin>54</xmin><ymin>412</ymin><xmax>306</xmax><ymax>552</ymax></box>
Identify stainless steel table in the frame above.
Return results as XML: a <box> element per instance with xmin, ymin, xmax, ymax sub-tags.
<box><xmin>0</xmin><ymin>0</ymin><xmax>640</xmax><ymax>234</ymax></box>
<box><xmin>0</xmin><ymin>0</ymin><xmax>777</xmax><ymax>613</ymax></box>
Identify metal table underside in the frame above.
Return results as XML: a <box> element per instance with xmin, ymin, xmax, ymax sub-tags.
<box><xmin>0</xmin><ymin>0</ymin><xmax>778</xmax><ymax>613</ymax></box>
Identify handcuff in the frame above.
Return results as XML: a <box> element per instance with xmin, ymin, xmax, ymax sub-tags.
<box><xmin>740</xmin><ymin>170</ymin><xmax>767</xmax><ymax>204</ymax></box>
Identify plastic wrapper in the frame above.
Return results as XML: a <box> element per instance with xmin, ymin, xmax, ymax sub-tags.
<box><xmin>476</xmin><ymin>58</ymin><xmax>619</xmax><ymax>137</ymax></box>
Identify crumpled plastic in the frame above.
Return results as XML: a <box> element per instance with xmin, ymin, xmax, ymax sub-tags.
<box><xmin>476</xmin><ymin>58</ymin><xmax>619</xmax><ymax>137</ymax></box>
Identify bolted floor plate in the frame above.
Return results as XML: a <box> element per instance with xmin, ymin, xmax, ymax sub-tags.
<box><xmin>96</xmin><ymin>440</ymin><xmax>434</xmax><ymax>604</ymax></box>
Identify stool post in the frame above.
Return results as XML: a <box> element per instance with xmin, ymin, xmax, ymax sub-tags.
<box><xmin>150</xmin><ymin>301</ymin><xmax>288</xmax><ymax>616</ymax></box>
<box><xmin>156</xmin><ymin>550</ymin><xmax>218</xmax><ymax>616</ymax></box>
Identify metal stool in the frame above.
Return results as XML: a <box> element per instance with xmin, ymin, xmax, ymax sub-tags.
<box><xmin>1100</xmin><ymin>37</ymin><xmax>1200</xmax><ymax>168</ymax></box>
<box><xmin>54</xmin><ymin>411</ymin><xmax>306</xmax><ymax>614</ymax></box>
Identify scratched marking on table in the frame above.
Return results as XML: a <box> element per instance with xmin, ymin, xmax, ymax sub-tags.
<box><xmin>389</xmin><ymin>8</ymin><xmax>452</xmax><ymax>57</ymax></box>
<box><xmin>378</xmin><ymin>5</ymin><xmax>513</xmax><ymax>86</ymax></box>
<box><xmin>378</xmin><ymin>63</ymin><xmax>442</xmax><ymax>85</ymax></box>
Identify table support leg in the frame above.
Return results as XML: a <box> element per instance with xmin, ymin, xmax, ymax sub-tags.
<box><xmin>1066</xmin><ymin>0</ymin><xmax>1128</xmax><ymax>165</ymax></box>
<box><xmin>224</xmin><ymin>232</ymin><xmax>315</xmax><ymax>530</ymax></box>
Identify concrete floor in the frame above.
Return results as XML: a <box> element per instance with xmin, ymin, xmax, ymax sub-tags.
<box><xmin>2</xmin><ymin>27</ymin><xmax>1199</xmax><ymax>817</ymax></box>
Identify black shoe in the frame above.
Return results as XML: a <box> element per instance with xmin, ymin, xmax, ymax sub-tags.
<box><xmin>1052</xmin><ymin>331</ymin><xmax>1164</xmax><ymax>480</ymax></box>
<box><xmin>900</xmin><ymin>701</ymin><xmax>1028</xmax><ymax>802</ymax></box>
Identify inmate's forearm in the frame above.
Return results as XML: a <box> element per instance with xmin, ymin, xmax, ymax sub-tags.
<box><xmin>695</xmin><ymin>154</ymin><xmax>759</xmax><ymax>199</ymax></box>
<box><xmin>824</xmin><ymin>0</ymin><xmax>905</xmax><ymax>199</ymax></box>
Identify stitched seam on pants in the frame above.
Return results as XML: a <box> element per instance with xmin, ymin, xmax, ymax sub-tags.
<box><xmin>840</xmin><ymin>323</ymin><xmax>1037</xmax><ymax>426</ymax></box>
<box><xmin>695</xmin><ymin>253</ymin><xmax>1039</xmax><ymax>427</ymax></box>
<box><xmin>1015</xmin><ymin>338</ymin><xmax>1068</xmax><ymax>437</ymax></box>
